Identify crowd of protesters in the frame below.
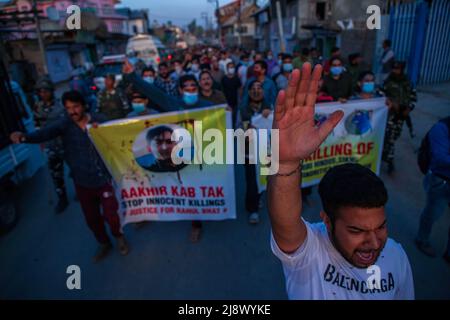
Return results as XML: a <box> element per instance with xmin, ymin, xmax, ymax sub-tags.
<box><xmin>11</xmin><ymin>39</ymin><xmax>450</xmax><ymax>274</ymax></box>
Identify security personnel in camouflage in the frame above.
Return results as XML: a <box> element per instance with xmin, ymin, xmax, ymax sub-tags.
<box><xmin>96</xmin><ymin>74</ymin><xmax>129</xmax><ymax>120</ymax></box>
<box><xmin>33</xmin><ymin>78</ymin><xmax>69</xmax><ymax>213</ymax></box>
<box><xmin>381</xmin><ymin>61</ymin><xmax>417</xmax><ymax>173</ymax></box>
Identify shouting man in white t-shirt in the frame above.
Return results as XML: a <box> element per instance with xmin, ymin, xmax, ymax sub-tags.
<box><xmin>268</xmin><ymin>63</ymin><xmax>414</xmax><ymax>300</ymax></box>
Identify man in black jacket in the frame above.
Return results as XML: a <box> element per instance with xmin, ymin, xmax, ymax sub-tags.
<box><xmin>10</xmin><ymin>91</ymin><xmax>129</xmax><ymax>263</ymax></box>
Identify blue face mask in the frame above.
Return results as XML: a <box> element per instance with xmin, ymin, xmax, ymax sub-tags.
<box><xmin>278</xmin><ymin>59</ymin><xmax>282</xmax><ymax>66</ymax></box>
<box><xmin>283</xmin><ymin>63</ymin><xmax>293</xmax><ymax>73</ymax></box>
<box><xmin>183</xmin><ymin>92</ymin><xmax>198</xmax><ymax>106</ymax></box>
<box><xmin>143</xmin><ymin>77</ymin><xmax>154</xmax><ymax>84</ymax></box>
<box><xmin>132</xmin><ymin>102</ymin><xmax>146</xmax><ymax>113</ymax></box>
<box><xmin>362</xmin><ymin>82</ymin><xmax>375</xmax><ymax>93</ymax></box>
<box><xmin>330</xmin><ymin>66</ymin><xmax>343</xmax><ymax>76</ymax></box>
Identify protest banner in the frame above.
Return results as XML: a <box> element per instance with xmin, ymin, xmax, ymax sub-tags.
<box><xmin>255</xmin><ymin>98</ymin><xmax>389</xmax><ymax>192</ymax></box>
<box><xmin>88</xmin><ymin>106</ymin><xmax>236</xmax><ymax>226</ymax></box>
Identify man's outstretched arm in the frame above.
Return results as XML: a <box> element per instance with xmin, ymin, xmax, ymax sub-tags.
<box><xmin>268</xmin><ymin>64</ymin><xmax>343</xmax><ymax>254</ymax></box>
<box><xmin>10</xmin><ymin>119</ymin><xmax>65</xmax><ymax>144</ymax></box>
<box><xmin>122</xmin><ymin>60</ymin><xmax>182</xmax><ymax>112</ymax></box>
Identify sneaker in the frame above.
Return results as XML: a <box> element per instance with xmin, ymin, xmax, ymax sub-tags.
<box><xmin>116</xmin><ymin>236</ymin><xmax>129</xmax><ymax>256</ymax></box>
<box><xmin>248</xmin><ymin>212</ymin><xmax>260</xmax><ymax>224</ymax></box>
<box><xmin>415</xmin><ymin>239</ymin><xmax>436</xmax><ymax>257</ymax></box>
<box><xmin>93</xmin><ymin>242</ymin><xmax>112</xmax><ymax>263</ymax></box>
<box><xmin>54</xmin><ymin>196</ymin><xmax>69</xmax><ymax>214</ymax></box>
<box><xmin>190</xmin><ymin>226</ymin><xmax>202</xmax><ymax>243</ymax></box>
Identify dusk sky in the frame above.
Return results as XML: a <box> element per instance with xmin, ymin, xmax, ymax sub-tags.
<box><xmin>119</xmin><ymin>0</ymin><xmax>236</xmax><ymax>28</ymax></box>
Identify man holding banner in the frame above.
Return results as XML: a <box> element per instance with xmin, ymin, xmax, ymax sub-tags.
<box><xmin>120</xmin><ymin>60</ymin><xmax>222</xmax><ymax>243</ymax></box>
<box><xmin>268</xmin><ymin>63</ymin><xmax>414</xmax><ymax>299</ymax></box>
<box><xmin>10</xmin><ymin>91</ymin><xmax>129</xmax><ymax>263</ymax></box>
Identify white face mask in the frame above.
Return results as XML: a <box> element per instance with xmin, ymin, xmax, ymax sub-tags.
<box><xmin>143</xmin><ymin>76</ymin><xmax>154</xmax><ymax>84</ymax></box>
<box><xmin>227</xmin><ymin>67</ymin><xmax>235</xmax><ymax>75</ymax></box>
<box><xmin>191</xmin><ymin>64</ymin><xmax>199</xmax><ymax>72</ymax></box>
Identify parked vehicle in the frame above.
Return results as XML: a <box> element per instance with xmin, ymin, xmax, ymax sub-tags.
<box><xmin>126</xmin><ymin>34</ymin><xmax>163</xmax><ymax>68</ymax></box>
<box><xmin>0</xmin><ymin>62</ymin><xmax>45</xmax><ymax>234</ymax></box>
<box><xmin>92</xmin><ymin>54</ymin><xmax>126</xmax><ymax>91</ymax></box>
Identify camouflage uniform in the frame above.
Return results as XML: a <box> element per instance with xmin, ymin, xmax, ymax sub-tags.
<box><xmin>33</xmin><ymin>98</ymin><xmax>67</xmax><ymax>200</ymax></box>
<box><xmin>96</xmin><ymin>88</ymin><xmax>130</xmax><ymax>120</ymax></box>
<box><xmin>381</xmin><ymin>73</ymin><xmax>417</xmax><ymax>167</ymax></box>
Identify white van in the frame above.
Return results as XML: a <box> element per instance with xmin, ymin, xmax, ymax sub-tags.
<box><xmin>126</xmin><ymin>35</ymin><xmax>162</xmax><ymax>68</ymax></box>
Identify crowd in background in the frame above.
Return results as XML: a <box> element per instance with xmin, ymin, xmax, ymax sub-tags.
<box><xmin>26</xmin><ymin>39</ymin><xmax>432</xmax><ymax>260</ymax></box>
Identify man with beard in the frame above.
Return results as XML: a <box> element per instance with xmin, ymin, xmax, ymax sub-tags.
<box><xmin>10</xmin><ymin>91</ymin><xmax>129</xmax><ymax>263</ymax></box>
<box><xmin>267</xmin><ymin>63</ymin><xmax>414</xmax><ymax>299</ymax></box>
<box><xmin>154</xmin><ymin>62</ymin><xmax>179</xmax><ymax>97</ymax></box>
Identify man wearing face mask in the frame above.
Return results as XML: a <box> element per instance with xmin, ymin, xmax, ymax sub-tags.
<box><xmin>142</xmin><ymin>67</ymin><xmax>156</xmax><ymax>84</ymax></box>
<box><xmin>188</xmin><ymin>57</ymin><xmax>201</xmax><ymax>80</ymax></box>
<box><xmin>265</xmin><ymin>50</ymin><xmax>278</xmax><ymax>77</ymax></box>
<box><xmin>351</xmin><ymin>71</ymin><xmax>380</xmax><ymax>100</ymax></box>
<box><xmin>123</xmin><ymin>59</ymin><xmax>213</xmax><ymax>113</ymax></box>
<box><xmin>127</xmin><ymin>91</ymin><xmax>158</xmax><ymax>118</ymax></box>
<box><xmin>321</xmin><ymin>57</ymin><xmax>353</xmax><ymax>103</ymax></box>
<box><xmin>219</xmin><ymin>50</ymin><xmax>232</xmax><ymax>73</ymax></box>
<box><xmin>170</xmin><ymin>60</ymin><xmax>185</xmax><ymax>81</ymax></box>
<box><xmin>154</xmin><ymin>62</ymin><xmax>178</xmax><ymax>97</ymax></box>
<box><xmin>96</xmin><ymin>74</ymin><xmax>130</xmax><ymax>120</ymax></box>
<box><xmin>221</xmin><ymin>62</ymin><xmax>242</xmax><ymax>127</ymax></box>
<box><xmin>237</xmin><ymin>53</ymin><xmax>251</xmax><ymax>87</ymax></box>
<box><xmin>274</xmin><ymin>54</ymin><xmax>294</xmax><ymax>92</ymax></box>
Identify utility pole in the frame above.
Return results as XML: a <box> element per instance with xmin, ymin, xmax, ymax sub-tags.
<box><xmin>237</xmin><ymin>0</ymin><xmax>242</xmax><ymax>47</ymax></box>
<box><xmin>275</xmin><ymin>1</ymin><xmax>286</xmax><ymax>53</ymax></box>
<box><xmin>216</xmin><ymin>0</ymin><xmax>221</xmax><ymax>46</ymax></box>
<box><xmin>208</xmin><ymin>0</ymin><xmax>222</xmax><ymax>47</ymax></box>
<box><xmin>201</xmin><ymin>12</ymin><xmax>209</xmax><ymax>38</ymax></box>
<box><xmin>32</xmin><ymin>0</ymin><xmax>48</xmax><ymax>75</ymax></box>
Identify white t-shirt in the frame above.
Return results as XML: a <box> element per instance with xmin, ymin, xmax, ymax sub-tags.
<box><xmin>271</xmin><ymin>220</ymin><xmax>414</xmax><ymax>300</ymax></box>
<box><xmin>219</xmin><ymin>58</ymin><xmax>233</xmax><ymax>73</ymax></box>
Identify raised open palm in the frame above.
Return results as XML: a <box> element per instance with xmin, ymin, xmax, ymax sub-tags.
<box><xmin>273</xmin><ymin>63</ymin><xmax>344</xmax><ymax>166</ymax></box>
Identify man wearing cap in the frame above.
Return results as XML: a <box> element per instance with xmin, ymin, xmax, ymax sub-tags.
<box><xmin>33</xmin><ymin>78</ymin><xmax>69</xmax><ymax>214</ymax></box>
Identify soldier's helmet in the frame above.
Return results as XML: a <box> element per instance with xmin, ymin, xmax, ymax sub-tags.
<box><xmin>35</xmin><ymin>77</ymin><xmax>55</xmax><ymax>91</ymax></box>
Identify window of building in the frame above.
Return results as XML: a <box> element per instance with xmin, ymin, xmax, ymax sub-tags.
<box><xmin>316</xmin><ymin>2</ymin><xmax>326</xmax><ymax>21</ymax></box>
